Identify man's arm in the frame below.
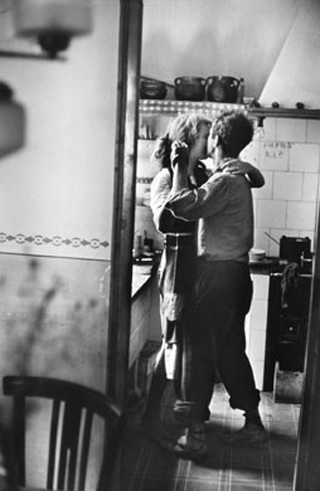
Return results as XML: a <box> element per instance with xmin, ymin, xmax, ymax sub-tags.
<box><xmin>165</xmin><ymin>140</ymin><xmax>230</xmax><ymax>222</ymax></box>
<box><xmin>166</xmin><ymin>173</ymin><xmax>230</xmax><ymax>221</ymax></box>
<box><xmin>243</xmin><ymin>163</ymin><xmax>265</xmax><ymax>188</ymax></box>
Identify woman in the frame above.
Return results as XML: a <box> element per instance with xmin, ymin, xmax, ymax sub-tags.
<box><xmin>143</xmin><ymin>113</ymin><xmax>264</xmax><ymax>447</ymax></box>
<box><xmin>142</xmin><ymin>114</ymin><xmax>210</xmax><ymax>444</ymax></box>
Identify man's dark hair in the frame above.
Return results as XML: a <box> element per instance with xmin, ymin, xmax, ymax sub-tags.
<box><xmin>211</xmin><ymin>111</ymin><xmax>254</xmax><ymax>158</ymax></box>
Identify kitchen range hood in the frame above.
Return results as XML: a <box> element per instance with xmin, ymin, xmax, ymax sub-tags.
<box><xmin>259</xmin><ymin>0</ymin><xmax>320</xmax><ymax>109</ymax></box>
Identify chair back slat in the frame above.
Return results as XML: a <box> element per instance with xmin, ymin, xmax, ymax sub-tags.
<box><xmin>60</xmin><ymin>402</ymin><xmax>82</xmax><ymax>491</ymax></box>
<box><xmin>47</xmin><ymin>398</ymin><xmax>60</xmax><ymax>489</ymax></box>
<box><xmin>79</xmin><ymin>410</ymin><xmax>93</xmax><ymax>491</ymax></box>
<box><xmin>3</xmin><ymin>375</ymin><xmax>124</xmax><ymax>491</ymax></box>
<box><xmin>12</xmin><ymin>394</ymin><xmax>26</xmax><ymax>486</ymax></box>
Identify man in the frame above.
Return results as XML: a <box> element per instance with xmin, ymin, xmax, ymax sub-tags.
<box><xmin>165</xmin><ymin>111</ymin><xmax>267</xmax><ymax>459</ymax></box>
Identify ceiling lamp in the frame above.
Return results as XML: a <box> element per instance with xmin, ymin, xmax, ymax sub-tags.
<box><xmin>254</xmin><ymin>116</ymin><xmax>265</xmax><ymax>140</ymax></box>
<box><xmin>0</xmin><ymin>82</ymin><xmax>25</xmax><ymax>158</ymax></box>
<box><xmin>12</xmin><ymin>0</ymin><xmax>93</xmax><ymax>59</ymax></box>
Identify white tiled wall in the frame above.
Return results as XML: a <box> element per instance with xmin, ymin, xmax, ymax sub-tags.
<box><xmin>241</xmin><ymin>117</ymin><xmax>320</xmax><ymax>257</ymax></box>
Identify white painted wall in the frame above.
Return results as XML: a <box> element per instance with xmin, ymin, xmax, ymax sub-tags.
<box><xmin>0</xmin><ymin>1</ymin><xmax>119</xmax><ymax>260</ymax></box>
<box><xmin>260</xmin><ymin>0</ymin><xmax>320</xmax><ymax>107</ymax></box>
<box><xmin>141</xmin><ymin>0</ymin><xmax>300</xmax><ymax>100</ymax></box>
<box><xmin>0</xmin><ymin>3</ymin><xmax>120</xmax><ymax>484</ymax></box>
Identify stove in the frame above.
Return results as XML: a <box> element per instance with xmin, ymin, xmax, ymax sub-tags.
<box><xmin>263</xmin><ymin>268</ymin><xmax>312</xmax><ymax>391</ymax></box>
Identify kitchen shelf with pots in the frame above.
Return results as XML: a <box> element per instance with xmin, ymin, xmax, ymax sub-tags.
<box><xmin>248</xmin><ymin>106</ymin><xmax>320</xmax><ymax>120</ymax></box>
<box><xmin>139</xmin><ymin>99</ymin><xmax>320</xmax><ymax>121</ymax></box>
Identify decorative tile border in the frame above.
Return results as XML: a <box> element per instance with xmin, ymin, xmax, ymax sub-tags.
<box><xmin>0</xmin><ymin>232</ymin><xmax>109</xmax><ymax>250</ymax></box>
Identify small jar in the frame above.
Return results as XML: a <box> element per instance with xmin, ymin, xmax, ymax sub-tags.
<box><xmin>133</xmin><ymin>235</ymin><xmax>143</xmax><ymax>259</ymax></box>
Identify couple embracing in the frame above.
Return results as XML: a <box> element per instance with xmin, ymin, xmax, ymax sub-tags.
<box><xmin>143</xmin><ymin>110</ymin><xmax>268</xmax><ymax>459</ymax></box>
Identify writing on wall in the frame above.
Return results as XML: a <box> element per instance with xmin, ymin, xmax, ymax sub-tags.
<box><xmin>262</xmin><ymin>141</ymin><xmax>293</xmax><ymax>160</ymax></box>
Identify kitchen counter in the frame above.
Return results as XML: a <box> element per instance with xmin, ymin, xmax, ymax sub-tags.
<box><xmin>131</xmin><ymin>254</ymin><xmax>161</xmax><ymax>298</ymax></box>
<box><xmin>130</xmin><ymin>259</ymin><xmax>161</xmax><ymax>370</ymax></box>
<box><xmin>132</xmin><ymin>256</ymin><xmax>304</xmax><ymax>283</ymax></box>
<box><xmin>131</xmin><ymin>263</ymin><xmax>155</xmax><ymax>298</ymax></box>
<box><xmin>249</xmin><ymin>257</ymin><xmax>280</xmax><ymax>275</ymax></box>
<box><xmin>249</xmin><ymin>256</ymin><xmax>313</xmax><ymax>276</ymax></box>
<box><xmin>131</xmin><ymin>257</ymin><xmax>281</xmax><ymax>289</ymax></box>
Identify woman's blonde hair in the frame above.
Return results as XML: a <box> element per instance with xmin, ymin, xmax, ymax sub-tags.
<box><xmin>152</xmin><ymin>113</ymin><xmax>211</xmax><ymax>169</ymax></box>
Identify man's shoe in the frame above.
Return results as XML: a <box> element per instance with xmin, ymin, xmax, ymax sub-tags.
<box><xmin>222</xmin><ymin>422</ymin><xmax>269</xmax><ymax>445</ymax></box>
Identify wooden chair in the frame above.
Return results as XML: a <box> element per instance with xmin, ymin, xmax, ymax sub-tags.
<box><xmin>3</xmin><ymin>375</ymin><xmax>124</xmax><ymax>491</ymax></box>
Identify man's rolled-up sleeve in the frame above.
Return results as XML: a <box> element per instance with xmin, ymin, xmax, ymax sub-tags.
<box><xmin>165</xmin><ymin>174</ymin><xmax>230</xmax><ymax>221</ymax></box>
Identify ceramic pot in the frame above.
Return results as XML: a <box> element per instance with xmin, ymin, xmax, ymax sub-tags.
<box><xmin>206</xmin><ymin>76</ymin><xmax>240</xmax><ymax>103</ymax></box>
<box><xmin>140</xmin><ymin>79</ymin><xmax>167</xmax><ymax>100</ymax></box>
<box><xmin>174</xmin><ymin>76</ymin><xmax>206</xmax><ymax>101</ymax></box>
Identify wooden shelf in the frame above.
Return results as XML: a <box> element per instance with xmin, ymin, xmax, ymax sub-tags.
<box><xmin>139</xmin><ymin>99</ymin><xmax>320</xmax><ymax>120</ymax></box>
<box><xmin>139</xmin><ymin>99</ymin><xmax>243</xmax><ymax>115</ymax></box>
<box><xmin>248</xmin><ymin>107</ymin><xmax>320</xmax><ymax>120</ymax></box>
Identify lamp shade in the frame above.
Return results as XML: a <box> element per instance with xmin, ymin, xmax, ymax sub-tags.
<box><xmin>12</xmin><ymin>0</ymin><xmax>92</xmax><ymax>37</ymax></box>
<box><xmin>12</xmin><ymin>0</ymin><xmax>92</xmax><ymax>57</ymax></box>
<box><xmin>0</xmin><ymin>83</ymin><xmax>25</xmax><ymax>158</ymax></box>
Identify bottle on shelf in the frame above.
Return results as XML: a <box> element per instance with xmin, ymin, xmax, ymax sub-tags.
<box><xmin>133</xmin><ymin>234</ymin><xmax>143</xmax><ymax>260</ymax></box>
<box><xmin>237</xmin><ymin>77</ymin><xmax>245</xmax><ymax>104</ymax></box>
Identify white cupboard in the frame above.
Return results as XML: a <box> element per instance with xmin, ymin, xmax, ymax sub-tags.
<box><xmin>245</xmin><ymin>273</ymin><xmax>270</xmax><ymax>390</ymax></box>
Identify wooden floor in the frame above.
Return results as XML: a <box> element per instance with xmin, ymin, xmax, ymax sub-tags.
<box><xmin>117</xmin><ymin>383</ymin><xmax>299</xmax><ymax>491</ymax></box>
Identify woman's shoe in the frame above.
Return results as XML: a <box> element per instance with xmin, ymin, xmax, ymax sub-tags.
<box><xmin>173</xmin><ymin>439</ymin><xmax>209</xmax><ymax>460</ymax></box>
<box><xmin>172</xmin><ymin>425</ymin><xmax>209</xmax><ymax>460</ymax></box>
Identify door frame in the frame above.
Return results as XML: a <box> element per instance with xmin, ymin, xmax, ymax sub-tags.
<box><xmin>294</xmin><ymin>200</ymin><xmax>320</xmax><ymax>489</ymax></box>
<box><xmin>106</xmin><ymin>0</ymin><xmax>143</xmax><ymax>413</ymax></box>
<box><xmin>106</xmin><ymin>1</ymin><xmax>320</xmax><ymax>485</ymax></box>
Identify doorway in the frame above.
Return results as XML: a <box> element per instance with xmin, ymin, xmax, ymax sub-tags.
<box><xmin>108</xmin><ymin>2</ymin><xmax>320</xmax><ymax>489</ymax></box>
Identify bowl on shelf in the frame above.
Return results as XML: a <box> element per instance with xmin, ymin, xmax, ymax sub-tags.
<box><xmin>140</xmin><ymin>78</ymin><xmax>167</xmax><ymax>100</ymax></box>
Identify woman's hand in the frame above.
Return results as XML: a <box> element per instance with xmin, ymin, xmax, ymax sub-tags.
<box><xmin>221</xmin><ymin>159</ymin><xmax>265</xmax><ymax>188</ymax></box>
<box><xmin>220</xmin><ymin>159</ymin><xmax>250</xmax><ymax>175</ymax></box>
<box><xmin>170</xmin><ymin>140</ymin><xmax>189</xmax><ymax>169</ymax></box>
<box><xmin>169</xmin><ymin>141</ymin><xmax>189</xmax><ymax>194</ymax></box>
